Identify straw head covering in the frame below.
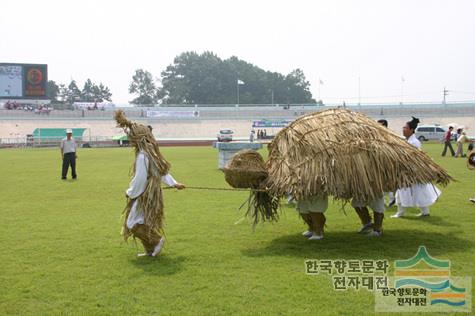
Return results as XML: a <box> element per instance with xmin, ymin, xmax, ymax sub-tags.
<box><xmin>407</xmin><ymin>117</ymin><xmax>420</xmax><ymax>130</ymax></box>
<box><xmin>114</xmin><ymin>110</ymin><xmax>170</xmax><ymax>175</ymax></box>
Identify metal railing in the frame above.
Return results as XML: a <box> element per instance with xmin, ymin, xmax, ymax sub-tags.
<box><xmin>0</xmin><ymin>136</ymin><xmax>120</xmax><ymax>149</ymax></box>
<box><xmin>1</xmin><ymin>102</ymin><xmax>475</xmax><ymax>120</ymax></box>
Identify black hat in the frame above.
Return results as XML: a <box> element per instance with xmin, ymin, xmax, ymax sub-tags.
<box><xmin>407</xmin><ymin>117</ymin><xmax>420</xmax><ymax>130</ymax></box>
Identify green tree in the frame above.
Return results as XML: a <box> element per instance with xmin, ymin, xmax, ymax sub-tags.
<box><xmin>129</xmin><ymin>69</ymin><xmax>158</xmax><ymax>105</ymax></box>
<box><xmin>82</xmin><ymin>79</ymin><xmax>95</xmax><ymax>102</ymax></box>
<box><xmin>65</xmin><ymin>80</ymin><xmax>82</xmax><ymax>104</ymax></box>
<box><xmin>158</xmin><ymin>51</ymin><xmax>315</xmax><ymax>105</ymax></box>
<box><xmin>97</xmin><ymin>83</ymin><xmax>112</xmax><ymax>102</ymax></box>
<box><xmin>46</xmin><ymin>80</ymin><xmax>60</xmax><ymax>102</ymax></box>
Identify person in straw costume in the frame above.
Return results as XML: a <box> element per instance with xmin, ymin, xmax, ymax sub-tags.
<box><xmin>224</xmin><ymin>109</ymin><xmax>451</xmax><ymax>239</ymax></box>
<box><xmin>115</xmin><ymin>110</ymin><xmax>185</xmax><ymax>257</ymax></box>
<box><xmin>351</xmin><ymin>118</ymin><xmax>393</xmax><ymax>238</ymax></box>
<box><xmin>391</xmin><ymin>117</ymin><xmax>441</xmax><ymax>218</ymax></box>
<box><xmin>298</xmin><ymin>195</ymin><xmax>328</xmax><ymax>240</ymax></box>
<box><xmin>351</xmin><ymin>197</ymin><xmax>386</xmax><ymax>237</ymax></box>
<box><xmin>466</xmin><ymin>143</ymin><xmax>475</xmax><ymax>203</ymax></box>
<box><xmin>377</xmin><ymin>119</ymin><xmax>396</xmax><ymax>207</ymax></box>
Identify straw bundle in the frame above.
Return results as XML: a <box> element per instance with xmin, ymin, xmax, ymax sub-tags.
<box><xmin>468</xmin><ymin>150</ymin><xmax>475</xmax><ymax>170</ymax></box>
<box><xmin>265</xmin><ymin>108</ymin><xmax>452</xmax><ymax>203</ymax></box>
<box><xmin>224</xmin><ymin>150</ymin><xmax>279</xmax><ymax>226</ymax></box>
<box><xmin>224</xmin><ymin>149</ymin><xmax>268</xmax><ymax>188</ymax></box>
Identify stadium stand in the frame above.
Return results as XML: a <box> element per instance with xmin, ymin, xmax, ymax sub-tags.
<box><xmin>1</xmin><ymin>103</ymin><xmax>475</xmax><ymax>147</ymax></box>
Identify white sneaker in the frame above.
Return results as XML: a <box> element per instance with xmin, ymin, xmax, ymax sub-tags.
<box><xmin>308</xmin><ymin>233</ymin><xmax>324</xmax><ymax>240</ymax></box>
<box><xmin>302</xmin><ymin>230</ymin><xmax>313</xmax><ymax>237</ymax></box>
<box><xmin>151</xmin><ymin>237</ymin><xmax>165</xmax><ymax>257</ymax></box>
<box><xmin>469</xmin><ymin>198</ymin><xmax>475</xmax><ymax>203</ymax></box>
<box><xmin>390</xmin><ymin>212</ymin><xmax>404</xmax><ymax>218</ymax></box>
<box><xmin>137</xmin><ymin>252</ymin><xmax>152</xmax><ymax>257</ymax></box>
<box><xmin>367</xmin><ymin>230</ymin><xmax>382</xmax><ymax>237</ymax></box>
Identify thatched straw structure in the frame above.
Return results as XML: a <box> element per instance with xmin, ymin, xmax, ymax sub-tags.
<box><xmin>224</xmin><ymin>150</ymin><xmax>279</xmax><ymax>226</ymax></box>
<box><xmin>224</xmin><ymin>149</ymin><xmax>268</xmax><ymax>188</ymax></box>
<box><xmin>266</xmin><ymin>108</ymin><xmax>452</xmax><ymax>203</ymax></box>
<box><xmin>468</xmin><ymin>150</ymin><xmax>475</xmax><ymax>170</ymax></box>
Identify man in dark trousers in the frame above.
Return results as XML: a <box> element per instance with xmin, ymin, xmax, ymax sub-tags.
<box><xmin>442</xmin><ymin>126</ymin><xmax>455</xmax><ymax>157</ymax></box>
<box><xmin>61</xmin><ymin>129</ymin><xmax>78</xmax><ymax>180</ymax></box>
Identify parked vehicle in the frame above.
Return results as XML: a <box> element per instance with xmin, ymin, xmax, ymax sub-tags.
<box><xmin>415</xmin><ymin>125</ymin><xmax>446</xmax><ymax>141</ymax></box>
<box><xmin>217</xmin><ymin>129</ymin><xmax>234</xmax><ymax>142</ymax></box>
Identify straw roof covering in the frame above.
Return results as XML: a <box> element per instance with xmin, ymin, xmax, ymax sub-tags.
<box><xmin>265</xmin><ymin>108</ymin><xmax>452</xmax><ymax>202</ymax></box>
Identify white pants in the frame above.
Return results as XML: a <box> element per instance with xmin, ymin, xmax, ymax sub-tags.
<box><xmin>351</xmin><ymin>197</ymin><xmax>386</xmax><ymax>214</ymax></box>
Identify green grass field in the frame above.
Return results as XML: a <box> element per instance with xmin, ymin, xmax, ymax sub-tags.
<box><xmin>0</xmin><ymin>144</ymin><xmax>474</xmax><ymax>315</ymax></box>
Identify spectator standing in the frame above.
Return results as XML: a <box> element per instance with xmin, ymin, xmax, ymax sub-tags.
<box><xmin>455</xmin><ymin>130</ymin><xmax>468</xmax><ymax>158</ymax></box>
<box><xmin>441</xmin><ymin>126</ymin><xmax>455</xmax><ymax>157</ymax></box>
<box><xmin>61</xmin><ymin>129</ymin><xmax>78</xmax><ymax>180</ymax></box>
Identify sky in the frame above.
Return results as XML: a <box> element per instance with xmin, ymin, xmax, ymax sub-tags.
<box><xmin>1</xmin><ymin>0</ymin><xmax>474</xmax><ymax>105</ymax></box>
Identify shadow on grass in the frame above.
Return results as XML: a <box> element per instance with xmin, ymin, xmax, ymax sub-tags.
<box><xmin>241</xmin><ymin>230</ymin><xmax>473</xmax><ymax>262</ymax></box>
<box><xmin>129</xmin><ymin>254</ymin><xmax>187</xmax><ymax>276</ymax></box>
<box><xmin>386</xmin><ymin>215</ymin><xmax>460</xmax><ymax>227</ymax></box>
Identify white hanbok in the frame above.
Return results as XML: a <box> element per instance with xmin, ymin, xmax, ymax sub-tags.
<box><xmin>395</xmin><ymin>134</ymin><xmax>441</xmax><ymax>207</ymax></box>
<box><xmin>126</xmin><ymin>151</ymin><xmax>177</xmax><ymax>229</ymax></box>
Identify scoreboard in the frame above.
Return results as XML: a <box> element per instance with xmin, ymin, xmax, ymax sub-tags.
<box><xmin>0</xmin><ymin>63</ymin><xmax>48</xmax><ymax>99</ymax></box>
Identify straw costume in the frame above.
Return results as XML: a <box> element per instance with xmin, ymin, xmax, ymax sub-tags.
<box><xmin>353</xmin><ymin>118</ymin><xmax>392</xmax><ymax>237</ymax></box>
<box><xmin>392</xmin><ymin>117</ymin><xmax>441</xmax><ymax>218</ymax></box>
<box><xmin>115</xmin><ymin>110</ymin><xmax>185</xmax><ymax>256</ymax></box>
<box><xmin>468</xmin><ymin>144</ymin><xmax>475</xmax><ymax>203</ymax></box>
<box><xmin>224</xmin><ymin>109</ymin><xmax>452</xmax><ymax>240</ymax></box>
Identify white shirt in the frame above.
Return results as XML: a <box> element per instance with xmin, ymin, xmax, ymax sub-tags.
<box><xmin>407</xmin><ymin>134</ymin><xmax>421</xmax><ymax>149</ymax></box>
<box><xmin>61</xmin><ymin>138</ymin><xmax>77</xmax><ymax>153</ymax></box>
<box><xmin>126</xmin><ymin>152</ymin><xmax>177</xmax><ymax>229</ymax></box>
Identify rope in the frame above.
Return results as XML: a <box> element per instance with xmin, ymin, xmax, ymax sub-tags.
<box><xmin>162</xmin><ymin>186</ymin><xmax>267</xmax><ymax>192</ymax></box>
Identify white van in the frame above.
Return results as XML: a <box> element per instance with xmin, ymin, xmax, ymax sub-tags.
<box><xmin>415</xmin><ymin>125</ymin><xmax>446</xmax><ymax>141</ymax></box>
<box><xmin>217</xmin><ymin>129</ymin><xmax>234</xmax><ymax>142</ymax></box>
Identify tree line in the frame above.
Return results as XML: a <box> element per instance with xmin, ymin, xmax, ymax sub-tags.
<box><xmin>46</xmin><ymin>79</ymin><xmax>112</xmax><ymax>105</ymax></box>
<box><xmin>129</xmin><ymin>51</ymin><xmax>316</xmax><ymax>106</ymax></box>
<box><xmin>46</xmin><ymin>51</ymin><xmax>316</xmax><ymax>106</ymax></box>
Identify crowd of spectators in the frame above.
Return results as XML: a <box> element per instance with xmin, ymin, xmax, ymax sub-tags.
<box><xmin>3</xmin><ymin>101</ymin><xmax>52</xmax><ymax>114</ymax></box>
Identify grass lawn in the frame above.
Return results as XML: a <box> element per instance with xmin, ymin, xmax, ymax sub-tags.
<box><xmin>0</xmin><ymin>143</ymin><xmax>474</xmax><ymax>315</ymax></box>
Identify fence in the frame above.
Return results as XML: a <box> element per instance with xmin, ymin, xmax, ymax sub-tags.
<box><xmin>0</xmin><ymin>136</ymin><xmax>120</xmax><ymax>149</ymax></box>
<box><xmin>1</xmin><ymin>102</ymin><xmax>475</xmax><ymax>120</ymax></box>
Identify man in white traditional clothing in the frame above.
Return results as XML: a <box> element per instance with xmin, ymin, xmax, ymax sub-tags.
<box><xmin>391</xmin><ymin>117</ymin><xmax>441</xmax><ymax>218</ymax></box>
<box><xmin>126</xmin><ymin>151</ymin><xmax>185</xmax><ymax>256</ymax></box>
<box><xmin>115</xmin><ymin>110</ymin><xmax>185</xmax><ymax>257</ymax></box>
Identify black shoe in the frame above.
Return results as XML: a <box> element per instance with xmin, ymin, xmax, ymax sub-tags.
<box><xmin>61</xmin><ymin>177</ymin><xmax>67</xmax><ymax>180</ymax></box>
<box><xmin>72</xmin><ymin>177</ymin><xmax>77</xmax><ymax>180</ymax></box>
